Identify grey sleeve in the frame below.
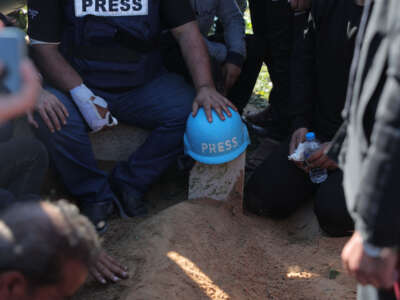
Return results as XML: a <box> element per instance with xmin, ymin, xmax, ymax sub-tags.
<box><xmin>204</xmin><ymin>38</ymin><xmax>228</xmax><ymax>63</ymax></box>
<box><xmin>216</xmin><ymin>0</ymin><xmax>246</xmax><ymax>67</ymax></box>
<box><xmin>353</xmin><ymin>69</ymin><xmax>400</xmax><ymax>248</ymax></box>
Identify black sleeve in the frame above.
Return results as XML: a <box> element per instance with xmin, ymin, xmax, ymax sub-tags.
<box><xmin>288</xmin><ymin>8</ymin><xmax>317</xmax><ymax>132</ymax></box>
<box><xmin>27</xmin><ymin>0</ymin><xmax>63</xmax><ymax>43</ymax></box>
<box><xmin>160</xmin><ymin>0</ymin><xmax>196</xmax><ymax>29</ymax></box>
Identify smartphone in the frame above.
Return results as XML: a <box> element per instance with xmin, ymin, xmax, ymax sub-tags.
<box><xmin>0</xmin><ymin>27</ymin><xmax>27</xmax><ymax>93</ymax></box>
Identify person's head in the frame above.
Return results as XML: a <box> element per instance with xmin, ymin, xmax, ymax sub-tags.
<box><xmin>0</xmin><ymin>200</ymin><xmax>100</xmax><ymax>300</ymax></box>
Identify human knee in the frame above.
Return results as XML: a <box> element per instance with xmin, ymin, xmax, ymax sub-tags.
<box><xmin>244</xmin><ymin>183</ymin><xmax>296</xmax><ymax>219</ymax></box>
<box><xmin>314</xmin><ymin>200</ymin><xmax>353</xmax><ymax>237</ymax></box>
<box><xmin>29</xmin><ymin>139</ymin><xmax>49</xmax><ymax>169</ymax></box>
<box><xmin>16</xmin><ymin>138</ymin><xmax>49</xmax><ymax>171</ymax></box>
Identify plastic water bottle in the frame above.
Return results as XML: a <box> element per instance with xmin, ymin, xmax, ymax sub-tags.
<box><xmin>303</xmin><ymin>132</ymin><xmax>328</xmax><ymax>184</ymax></box>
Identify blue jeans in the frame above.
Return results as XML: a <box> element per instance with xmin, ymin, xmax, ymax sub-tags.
<box><xmin>34</xmin><ymin>72</ymin><xmax>195</xmax><ymax>208</ymax></box>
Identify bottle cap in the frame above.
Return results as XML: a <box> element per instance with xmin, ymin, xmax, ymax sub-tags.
<box><xmin>306</xmin><ymin>132</ymin><xmax>316</xmax><ymax>141</ymax></box>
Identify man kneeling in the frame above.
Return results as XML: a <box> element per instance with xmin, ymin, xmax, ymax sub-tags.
<box><xmin>244</xmin><ymin>0</ymin><xmax>366</xmax><ymax>237</ymax></box>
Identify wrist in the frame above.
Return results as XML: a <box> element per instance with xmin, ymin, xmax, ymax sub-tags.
<box><xmin>196</xmin><ymin>83</ymin><xmax>215</xmax><ymax>92</ymax></box>
<box><xmin>69</xmin><ymin>83</ymin><xmax>94</xmax><ymax>100</ymax></box>
<box><xmin>363</xmin><ymin>242</ymin><xmax>383</xmax><ymax>258</ymax></box>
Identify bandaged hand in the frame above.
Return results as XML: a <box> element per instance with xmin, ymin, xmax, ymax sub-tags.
<box><xmin>70</xmin><ymin>84</ymin><xmax>118</xmax><ymax>132</ymax></box>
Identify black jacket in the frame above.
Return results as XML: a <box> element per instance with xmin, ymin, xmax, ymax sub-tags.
<box><xmin>289</xmin><ymin>0</ymin><xmax>363</xmax><ymax>141</ymax></box>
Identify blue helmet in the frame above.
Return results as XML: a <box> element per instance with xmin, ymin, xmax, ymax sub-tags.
<box><xmin>184</xmin><ymin>107</ymin><xmax>250</xmax><ymax>165</ymax></box>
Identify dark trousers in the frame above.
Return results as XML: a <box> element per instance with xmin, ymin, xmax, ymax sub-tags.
<box><xmin>244</xmin><ymin>140</ymin><xmax>354</xmax><ymax>237</ymax></box>
<box><xmin>34</xmin><ymin>73</ymin><xmax>194</xmax><ymax>210</ymax></box>
<box><xmin>0</xmin><ymin>138</ymin><xmax>48</xmax><ymax>211</ymax></box>
<box><xmin>161</xmin><ymin>34</ymin><xmax>265</xmax><ymax>115</ymax></box>
<box><xmin>358</xmin><ymin>285</ymin><xmax>397</xmax><ymax>300</ymax></box>
<box><xmin>248</xmin><ymin>0</ymin><xmax>294</xmax><ymax>130</ymax></box>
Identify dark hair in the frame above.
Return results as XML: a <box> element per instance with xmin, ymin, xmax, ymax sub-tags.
<box><xmin>0</xmin><ymin>200</ymin><xmax>100</xmax><ymax>286</ymax></box>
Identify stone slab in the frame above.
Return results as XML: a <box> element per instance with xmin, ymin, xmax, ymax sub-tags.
<box><xmin>14</xmin><ymin>118</ymin><xmax>150</xmax><ymax>162</ymax></box>
<box><xmin>90</xmin><ymin>124</ymin><xmax>149</xmax><ymax>162</ymax></box>
<box><xmin>188</xmin><ymin>152</ymin><xmax>246</xmax><ymax>206</ymax></box>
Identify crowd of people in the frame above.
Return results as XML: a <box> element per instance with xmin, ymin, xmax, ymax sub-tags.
<box><xmin>0</xmin><ymin>0</ymin><xmax>399</xmax><ymax>299</ymax></box>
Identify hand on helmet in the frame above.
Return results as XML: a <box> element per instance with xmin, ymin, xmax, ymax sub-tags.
<box><xmin>192</xmin><ymin>85</ymin><xmax>237</xmax><ymax>123</ymax></box>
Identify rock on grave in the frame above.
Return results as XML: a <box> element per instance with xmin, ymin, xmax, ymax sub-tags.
<box><xmin>89</xmin><ymin>123</ymin><xmax>149</xmax><ymax>162</ymax></box>
<box><xmin>188</xmin><ymin>152</ymin><xmax>246</xmax><ymax>209</ymax></box>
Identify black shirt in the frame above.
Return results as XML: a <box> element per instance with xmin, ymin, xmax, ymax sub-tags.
<box><xmin>290</xmin><ymin>0</ymin><xmax>364</xmax><ymax>141</ymax></box>
<box><xmin>28</xmin><ymin>0</ymin><xmax>195</xmax><ymax>43</ymax></box>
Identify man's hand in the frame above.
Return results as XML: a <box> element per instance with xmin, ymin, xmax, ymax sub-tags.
<box><xmin>222</xmin><ymin>63</ymin><xmax>241</xmax><ymax>96</ymax></box>
<box><xmin>290</xmin><ymin>127</ymin><xmax>308</xmax><ymax>155</ymax></box>
<box><xmin>342</xmin><ymin>231</ymin><xmax>398</xmax><ymax>289</ymax></box>
<box><xmin>192</xmin><ymin>86</ymin><xmax>237</xmax><ymax>122</ymax></box>
<box><xmin>290</xmin><ymin>0</ymin><xmax>312</xmax><ymax>11</ymax></box>
<box><xmin>27</xmin><ymin>89</ymin><xmax>69</xmax><ymax>133</ymax></box>
<box><xmin>307</xmin><ymin>142</ymin><xmax>338</xmax><ymax>170</ymax></box>
<box><xmin>90</xmin><ymin>251</ymin><xmax>129</xmax><ymax>284</ymax></box>
<box><xmin>289</xmin><ymin>128</ymin><xmax>309</xmax><ymax>171</ymax></box>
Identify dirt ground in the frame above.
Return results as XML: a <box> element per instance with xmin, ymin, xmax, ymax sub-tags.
<box><xmin>71</xmin><ymin>105</ymin><xmax>356</xmax><ymax>300</ymax></box>
<box><xmin>72</xmin><ymin>140</ymin><xmax>356</xmax><ymax>300</ymax></box>
<box><xmin>72</xmin><ymin>197</ymin><xmax>356</xmax><ymax>300</ymax></box>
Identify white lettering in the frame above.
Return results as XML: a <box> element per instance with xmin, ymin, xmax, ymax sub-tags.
<box><xmin>225</xmin><ymin>140</ymin><xmax>232</xmax><ymax>151</ymax></box>
<box><xmin>232</xmin><ymin>137</ymin><xmax>238</xmax><ymax>148</ymax></box>
<box><xmin>201</xmin><ymin>143</ymin><xmax>208</xmax><ymax>153</ymax></box>
<box><xmin>209</xmin><ymin>144</ymin><xmax>217</xmax><ymax>154</ymax></box>
<box><xmin>75</xmin><ymin>0</ymin><xmax>148</xmax><ymax>17</ymax></box>
<box><xmin>218</xmin><ymin>142</ymin><xmax>225</xmax><ymax>153</ymax></box>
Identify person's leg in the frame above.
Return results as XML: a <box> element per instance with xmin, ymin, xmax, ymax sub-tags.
<box><xmin>247</xmin><ymin>0</ymin><xmax>293</xmax><ymax>140</ymax></box>
<box><xmin>33</xmin><ymin>87</ymin><xmax>115</xmax><ymax>227</ymax></box>
<box><xmin>102</xmin><ymin>73</ymin><xmax>194</xmax><ymax>212</ymax></box>
<box><xmin>313</xmin><ymin>171</ymin><xmax>354</xmax><ymax>237</ymax></box>
<box><xmin>0</xmin><ymin>138</ymin><xmax>48</xmax><ymax>197</ymax></box>
<box><xmin>357</xmin><ymin>285</ymin><xmax>397</xmax><ymax>300</ymax></box>
<box><xmin>244</xmin><ymin>139</ymin><xmax>315</xmax><ymax>218</ymax></box>
<box><xmin>227</xmin><ymin>34</ymin><xmax>266</xmax><ymax>114</ymax></box>
<box><xmin>264</xmin><ymin>0</ymin><xmax>293</xmax><ymax>134</ymax></box>
<box><xmin>248</xmin><ymin>0</ymin><xmax>268</xmax><ymax>40</ymax></box>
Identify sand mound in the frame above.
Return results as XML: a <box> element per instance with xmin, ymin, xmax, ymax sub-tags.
<box><xmin>72</xmin><ymin>198</ymin><xmax>356</xmax><ymax>300</ymax></box>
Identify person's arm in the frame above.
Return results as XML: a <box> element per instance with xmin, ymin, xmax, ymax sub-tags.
<box><xmin>351</xmin><ymin>79</ymin><xmax>400</xmax><ymax>248</ymax></box>
<box><xmin>30</xmin><ymin>44</ymin><xmax>82</xmax><ymax>92</ymax></box>
<box><xmin>217</xmin><ymin>0</ymin><xmax>246</xmax><ymax>68</ymax></box>
<box><xmin>217</xmin><ymin>0</ymin><xmax>246</xmax><ymax>94</ymax></box>
<box><xmin>289</xmin><ymin>9</ymin><xmax>317</xmax><ymax>133</ymax></box>
<box><xmin>288</xmin><ymin>7</ymin><xmax>317</xmax><ymax>155</ymax></box>
<box><xmin>171</xmin><ymin>21</ymin><xmax>236</xmax><ymax>122</ymax></box>
<box><xmin>28</xmin><ymin>0</ymin><xmax>80</xmax><ymax>91</ymax></box>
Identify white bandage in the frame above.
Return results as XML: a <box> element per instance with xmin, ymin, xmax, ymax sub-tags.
<box><xmin>70</xmin><ymin>84</ymin><xmax>118</xmax><ymax>132</ymax></box>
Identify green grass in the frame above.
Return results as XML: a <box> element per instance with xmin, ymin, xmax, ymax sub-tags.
<box><xmin>244</xmin><ymin>8</ymin><xmax>272</xmax><ymax>109</ymax></box>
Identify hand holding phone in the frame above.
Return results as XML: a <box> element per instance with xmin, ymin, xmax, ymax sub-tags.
<box><xmin>0</xmin><ymin>27</ymin><xmax>27</xmax><ymax>93</ymax></box>
<box><xmin>0</xmin><ymin>59</ymin><xmax>40</xmax><ymax>122</ymax></box>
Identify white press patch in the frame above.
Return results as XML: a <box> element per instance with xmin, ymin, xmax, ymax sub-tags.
<box><xmin>75</xmin><ymin>0</ymin><xmax>148</xmax><ymax>17</ymax></box>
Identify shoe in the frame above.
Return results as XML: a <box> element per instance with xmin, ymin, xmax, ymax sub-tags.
<box><xmin>243</xmin><ymin>117</ymin><xmax>288</xmax><ymax>142</ymax></box>
<box><xmin>109</xmin><ymin>180</ymin><xmax>147</xmax><ymax>218</ymax></box>
<box><xmin>244</xmin><ymin>106</ymin><xmax>274</xmax><ymax>128</ymax></box>
<box><xmin>79</xmin><ymin>201</ymin><xmax>114</xmax><ymax>235</ymax></box>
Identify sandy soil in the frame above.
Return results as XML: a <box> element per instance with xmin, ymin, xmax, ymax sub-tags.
<box><xmin>72</xmin><ymin>197</ymin><xmax>356</xmax><ymax>300</ymax></box>
<box><xmin>71</xmin><ymin>110</ymin><xmax>356</xmax><ymax>300</ymax></box>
